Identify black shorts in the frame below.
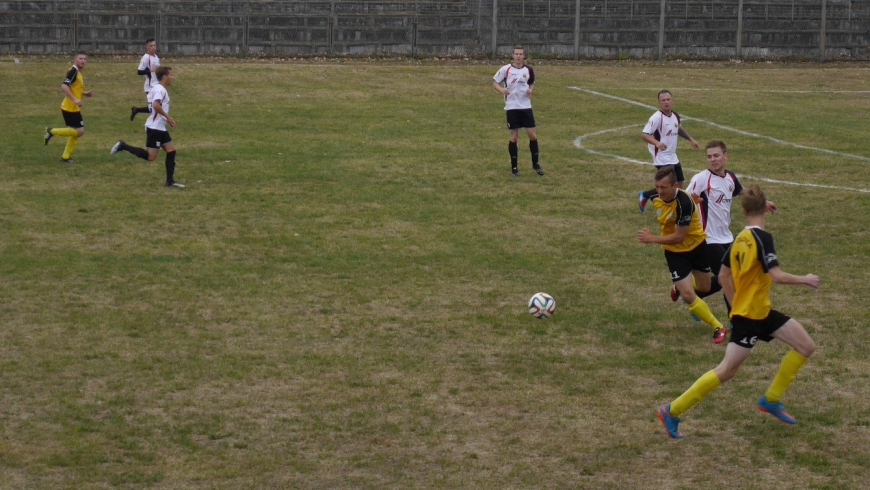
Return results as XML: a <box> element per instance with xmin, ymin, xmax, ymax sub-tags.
<box><xmin>62</xmin><ymin>110</ymin><xmax>84</xmax><ymax>129</ymax></box>
<box><xmin>730</xmin><ymin>310</ymin><xmax>791</xmax><ymax>349</ymax></box>
<box><xmin>664</xmin><ymin>241</ymin><xmax>710</xmax><ymax>282</ymax></box>
<box><xmin>656</xmin><ymin>163</ymin><xmax>685</xmax><ymax>183</ymax></box>
<box><xmin>705</xmin><ymin>242</ymin><xmax>729</xmax><ymax>276</ymax></box>
<box><xmin>506</xmin><ymin>109</ymin><xmax>536</xmax><ymax>130</ymax></box>
<box><xmin>146</xmin><ymin>128</ymin><xmax>172</xmax><ymax>149</ymax></box>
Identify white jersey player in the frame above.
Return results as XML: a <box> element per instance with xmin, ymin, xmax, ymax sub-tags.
<box><xmin>492</xmin><ymin>45</ymin><xmax>543</xmax><ymax>177</ymax></box>
<box><xmin>687</xmin><ymin>141</ymin><xmax>776</xmax><ymax>275</ymax></box>
<box><xmin>638</xmin><ymin>90</ymin><xmax>699</xmax><ymax>211</ymax></box>
<box><xmin>130</xmin><ymin>38</ymin><xmax>160</xmax><ymax>121</ymax></box>
<box><xmin>111</xmin><ymin>66</ymin><xmax>184</xmax><ymax>188</ymax></box>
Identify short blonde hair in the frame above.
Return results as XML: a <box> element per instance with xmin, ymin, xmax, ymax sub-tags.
<box><xmin>742</xmin><ymin>185</ymin><xmax>767</xmax><ymax>216</ymax></box>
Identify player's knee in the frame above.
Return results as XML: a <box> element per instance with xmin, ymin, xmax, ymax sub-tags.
<box><xmin>714</xmin><ymin>365</ymin><xmax>737</xmax><ymax>383</ymax></box>
<box><xmin>680</xmin><ymin>290</ymin><xmax>697</xmax><ymax>304</ymax></box>
<box><xmin>147</xmin><ymin>153</ymin><xmax>158</xmax><ymax>162</ymax></box>
<box><xmin>798</xmin><ymin>337</ymin><xmax>816</xmax><ymax>358</ymax></box>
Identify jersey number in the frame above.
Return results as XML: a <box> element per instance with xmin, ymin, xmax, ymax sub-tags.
<box><xmin>739</xmin><ymin>336</ymin><xmax>758</xmax><ymax>346</ymax></box>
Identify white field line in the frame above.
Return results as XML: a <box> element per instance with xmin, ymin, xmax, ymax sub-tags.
<box><xmin>593</xmin><ymin>88</ymin><xmax>870</xmax><ymax>95</ymax></box>
<box><xmin>568</xmin><ymin>87</ymin><xmax>870</xmax><ymax>164</ymax></box>
<box><xmin>572</xmin><ymin>126</ymin><xmax>870</xmax><ymax>194</ymax></box>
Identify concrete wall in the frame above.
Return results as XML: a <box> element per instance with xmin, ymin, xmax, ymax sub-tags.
<box><xmin>1</xmin><ymin>0</ymin><xmax>867</xmax><ymax>60</ymax></box>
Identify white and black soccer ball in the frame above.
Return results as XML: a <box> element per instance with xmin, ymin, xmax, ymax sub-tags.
<box><xmin>528</xmin><ymin>292</ymin><xmax>556</xmax><ymax>319</ymax></box>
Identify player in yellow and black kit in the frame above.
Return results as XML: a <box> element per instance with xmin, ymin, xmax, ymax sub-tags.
<box><xmin>44</xmin><ymin>52</ymin><xmax>93</xmax><ymax>163</ymax></box>
<box><xmin>656</xmin><ymin>184</ymin><xmax>820</xmax><ymax>439</ymax></box>
<box><xmin>637</xmin><ymin>166</ymin><xmax>727</xmax><ymax>344</ymax></box>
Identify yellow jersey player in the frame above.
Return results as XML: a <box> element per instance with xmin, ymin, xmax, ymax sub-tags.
<box><xmin>637</xmin><ymin>166</ymin><xmax>727</xmax><ymax>344</ymax></box>
<box><xmin>44</xmin><ymin>52</ymin><xmax>93</xmax><ymax>163</ymax></box>
<box><xmin>657</xmin><ymin>184</ymin><xmax>820</xmax><ymax>439</ymax></box>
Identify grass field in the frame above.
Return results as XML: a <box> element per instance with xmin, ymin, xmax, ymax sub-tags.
<box><xmin>2</xmin><ymin>55</ymin><xmax>870</xmax><ymax>489</ymax></box>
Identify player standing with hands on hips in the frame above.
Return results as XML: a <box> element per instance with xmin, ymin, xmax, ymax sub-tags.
<box><xmin>130</xmin><ymin>38</ymin><xmax>160</xmax><ymax>121</ymax></box>
<box><xmin>110</xmin><ymin>66</ymin><xmax>185</xmax><ymax>188</ymax></box>
<box><xmin>492</xmin><ymin>45</ymin><xmax>544</xmax><ymax>177</ymax></box>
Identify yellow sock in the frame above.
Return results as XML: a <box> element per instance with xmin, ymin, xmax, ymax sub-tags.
<box><xmin>52</xmin><ymin>127</ymin><xmax>78</xmax><ymax>138</ymax></box>
<box><xmin>62</xmin><ymin>136</ymin><xmax>79</xmax><ymax>160</ymax></box>
<box><xmin>765</xmin><ymin>350</ymin><xmax>809</xmax><ymax>403</ymax></box>
<box><xmin>687</xmin><ymin>297</ymin><xmax>723</xmax><ymax>330</ymax></box>
<box><xmin>670</xmin><ymin>370</ymin><xmax>722</xmax><ymax>417</ymax></box>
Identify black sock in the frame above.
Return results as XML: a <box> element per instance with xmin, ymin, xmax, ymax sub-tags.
<box><xmin>122</xmin><ymin>142</ymin><xmax>150</xmax><ymax>160</ymax></box>
<box><xmin>529</xmin><ymin>139</ymin><xmax>539</xmax><ymax>166</ymax></box>
<box><xmin>135</xmin><ymin>107</ymin><xmax>149</xmax><ymax>114</ymax></box>
<box><xmin>641</xmin><ymin>188</ymin><xmax>655</xmax><ymax>199</ymax></box>
<box><xmin>165</xmin><ymin>150</ymin><xmax>176</xmax><ymax>183</ymax></box>
<box><xmin>508</xmin><ymin>142</ymin><xmax>518</xmax><ymax>170</ymax></box>
<box><xmin>696</xmin><ymin>275</ymin><xmax>723</xmax><ymax>299</ymax></box>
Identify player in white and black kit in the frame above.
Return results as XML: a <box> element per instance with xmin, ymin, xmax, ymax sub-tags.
<box><xmin>130</xmin><ymin>38</ymin><xmax>160</xmax><ymax>121</ymax></box>
<box><xmin>492</xmin><ymin>45</ymin><xmax>543</xmax><ymax>177</ymax></box>
<box><xmin>684</xmin><ymin>141</ymin><xmax>776</xmax><ymax>306</ymax></box>
<box><xmin>638</xmin><ymin>90</ymin><xmax>698</xmax><ymax>211</ymax></box>
<box><xmin>110</xmin><ymin>66</ymin><xmax>184</xmax><ymax>188</ymax></box>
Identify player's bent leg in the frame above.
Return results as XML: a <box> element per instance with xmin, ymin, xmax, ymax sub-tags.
<box><xmin>674</xmin><ymin>277</ymin><xmax>697</xmax><ymax>305</ymax></box>
<box><xmin>764</xmin><ymin>349</ymin><xmax>808</xmax><ymax>405</ymax></box>
<box><xmin>770</xmin><ymin>319</ymin><xmax>816</xmax><ymax>358</ymax></box>
<box><xmin>712</xmin><ymin>342</ymin><xmax>752</xmax><ymax>383</ymax></box>
<box><xmin>669</xmin><ymin>370</ymin><xmax>722</xmax><ymax>419</ymax></box>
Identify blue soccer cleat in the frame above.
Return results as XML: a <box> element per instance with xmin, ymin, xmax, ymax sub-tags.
<box><xmin>657</xmin><ymin>404</ymin><xmax>685</xmax><ymax>439</ymax></box>
<box><xmin>638</xmin><ymin>191</ymin><xmax>648</xmax><ymax>212</ymax></box>
<box><xmin>757</xmin><ymin>396</ymin><xmax>797</xmax><ymax>425</ymax></box>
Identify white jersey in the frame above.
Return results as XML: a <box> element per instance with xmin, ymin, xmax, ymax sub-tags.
<box><xmin>146</xmin><ymin>84</ymin><xmax>170</xmax><ymax>131</ymax></box>
<box><xmin>686</xmin><ymin>169</ymin><xmax>743</xmax><ymax>244</ymax></box>
<box><xmin>643</xmin><ymin>110</ymin><xmax>682</xmax><ymax>167</ymax></box>
<box><xmin>138</xmin><ymin>53</ymin><xmax>160</xmax><ymax>93</ymax></box>
<box><xmin>493</xmin><ymin>63</ymin><xmax>535</xmax><ymax>110</ymax></box>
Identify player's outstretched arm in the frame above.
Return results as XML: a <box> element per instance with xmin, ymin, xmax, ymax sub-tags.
<box><xmin>769</xmin><ymin>267</ymin><xmax>820</xmax><ymax>289</ymax></box>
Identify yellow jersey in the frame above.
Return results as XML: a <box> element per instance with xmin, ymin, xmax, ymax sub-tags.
<box><xmin>650</xmin><ymin>188</ymin><xmax>707</xmax><ymax>252</ymax></box>
<box><xmin>724</xmin><ymin>226</ymin><xmax>779</xmax><ymax>320</ymax></box>
<box><xmin>61</xmin><ymin>66</ymin><xmax>84</xmax><ymax>113</ymax></box>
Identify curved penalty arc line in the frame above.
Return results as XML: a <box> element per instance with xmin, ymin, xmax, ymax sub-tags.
<box><xmin>567</xmin><ymin>87</ymin><xmax>870</xmax><ymax>164</ymax></box>
<box><xmin>573</xmin><ymin>125</ymin><xmax>870</xmax><ymax>194</ymax></box>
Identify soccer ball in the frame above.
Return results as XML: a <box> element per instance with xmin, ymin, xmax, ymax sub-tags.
<box><xmin>528</xmin><ymin>292</ymin><xmax>556</xmax><ymax>319</ymax></box>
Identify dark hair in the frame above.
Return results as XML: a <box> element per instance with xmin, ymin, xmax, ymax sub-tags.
<box><xmin>74</xmin><ymin>51</ymin><xmax>87</xmax><ymax>57</ymax></box>
<box><xmin>706</xmin><ymin>140</ymin><xmax>727</xmax><ymax>153</ymax></box>
<box><xmin>155</xmin><ymin>66</ymin><xmax>171</xmax><ymax>81</ymax></box>
<box><xmin>145</xmin><ymin>38</ymin><xmax>155</xmax><ymax>44</ymax></box>
<box><xmin>654</xmin><ymin>165</ymin><xmax>677</xmax><ymax>184</ymax></box>
<box><xmin>742</xmin><ymin>185</ymin><xmax>767</xmax><ymax>216</ymax></box>
<box><xmin>657</xmin><ymin>89</ymin><xmax>672</xmax><ymax>100</ymax></box>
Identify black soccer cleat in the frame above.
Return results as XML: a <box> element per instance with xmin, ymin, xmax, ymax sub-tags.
<box><xmin>44</xmin><ymin>127</ymin><xmax>53</xmax><ymax>146</ymax></box>
<box><xmin>533</xmin><ymin>164</ymin><xmax>545</xmax><ymax>176</ymax></box>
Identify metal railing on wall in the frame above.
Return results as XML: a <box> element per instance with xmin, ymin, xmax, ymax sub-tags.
<box><xmin>0</xmin><ymin>0</ymin><xmax>866</xmax><ymax>61</ymax></box>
